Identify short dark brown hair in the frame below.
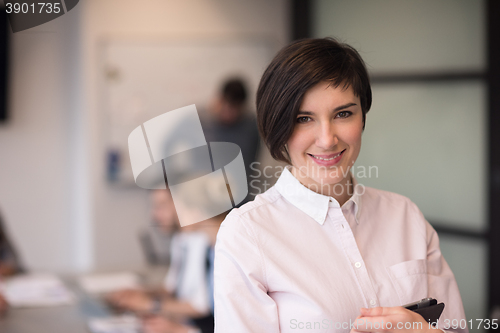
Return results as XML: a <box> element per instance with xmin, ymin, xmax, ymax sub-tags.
<box><xmin>256</xmin><ymin>37</ymin><xmax>372</xmax><ymax>163</ymax></box>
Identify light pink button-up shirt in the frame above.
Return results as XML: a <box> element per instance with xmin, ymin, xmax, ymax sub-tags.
<box><xmin>214</xmin><ymin>167</ymin><xmax>467</xmax><ymax>333</ymax></box>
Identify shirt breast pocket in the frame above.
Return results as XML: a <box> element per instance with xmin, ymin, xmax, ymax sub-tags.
<box><xmin>386</xmin><ymin>259</ymin><xmax>428</xmax><ymax>305</ymax></box>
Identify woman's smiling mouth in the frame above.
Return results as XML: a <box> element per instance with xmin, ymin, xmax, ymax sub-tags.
<box><xmin>307</xmin><ymin>149</ymin><xmax>346</xmax><ymax>166</ymax></box>
<box><xmin>308</xmin><ymin>149</ymin><xmax>345</xmax><ymax>160</ymax></box>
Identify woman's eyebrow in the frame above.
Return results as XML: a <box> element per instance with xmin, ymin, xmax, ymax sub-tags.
<box><xmin>297</xmin><ymin>111</ymin><xmax>314</xmax><ymax>115</ymax></box>
<box><xmin>333</xmin><ymin>102</ymin><xmax>357</xmax><ymax>111</ymax></box>
<box><xmin>298</xmin><ymin>102</ymin><xmax>358</xmax><ymax>115</ymax></box>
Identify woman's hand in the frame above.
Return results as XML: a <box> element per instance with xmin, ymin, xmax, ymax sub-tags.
<box><xmin>105</xmin><ymin>289</ymin><xmax>153</xmax><ymax>313</ymax></box>
<box><xmin>350</xmin><ymin>307</ymin><xmax>440</xmax><ymax>333</ymax></box>
<box><xmin>142</xmin><ymin>316</ymin><xmax>194</xmax><ymax>333</ymax></box>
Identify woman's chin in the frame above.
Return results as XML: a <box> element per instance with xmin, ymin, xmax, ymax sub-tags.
<box><xmin>307</xmin><ymin>176</ymin><xmax>346</xmax><ymax>188</ymax></box>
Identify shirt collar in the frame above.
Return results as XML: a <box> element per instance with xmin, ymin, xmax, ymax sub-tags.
<box><xmin>274</xmin><ymin>167</ymin><xmax>362</xmax><ymax>225</ymax></box>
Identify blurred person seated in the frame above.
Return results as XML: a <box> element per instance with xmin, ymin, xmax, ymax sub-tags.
<box><xmin>140</xmin><ymin>189</ymin><xmax>179</xmax><ymax>266</ymax></box>
<box><xmin>107</xmin><ymin>208</ymin><xmax>225</xmax><ymax>333</ymax></box>
<box><xmin>142</xmin><ymin>316</ymin><xmax>197</xmax><ymax>333</ymax></box>
<box><xmin>0</xmin><ymin>210</ymin><xmax>24</xmax><ymax>315</ymax></box>
<box><xmin>201</xmin><ymin>77</ymin><xmax>261</xmax><ymax>205</ymax></box>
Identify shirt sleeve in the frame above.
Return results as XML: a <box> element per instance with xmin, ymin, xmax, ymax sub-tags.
<box><xmin>425</xmin><ymin>220</ymin><xmax>468</xmax><ymax>333</ymax></box>
<box><xmin>214</xmin><ymin>213</ymin><xmax>280</xmax><ymax>332</ymax></box>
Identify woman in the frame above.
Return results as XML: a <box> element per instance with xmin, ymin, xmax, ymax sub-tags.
<box><xmin>214</xmin><ymin>38</ymin><xmax>467</xmax><ymax>333</ymax></box>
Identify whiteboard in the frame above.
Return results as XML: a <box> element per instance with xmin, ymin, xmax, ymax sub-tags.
<box><xmin>100</xmin><ymin>38</ymin><xmax>276</xmax><ymax>184</ymax></box>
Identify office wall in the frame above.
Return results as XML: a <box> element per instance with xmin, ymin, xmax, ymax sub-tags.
<box><xmin>0</xmin><ymin>0</ymin><xmax>289</xmax><ymax>272</ymax></box>
<box><xmin>0</xmin><ymin>9</ymin><xmax>82</xmax><ymax>272</ymax></box>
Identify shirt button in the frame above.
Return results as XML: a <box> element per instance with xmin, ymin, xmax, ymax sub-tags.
<box><xmin>370</xmin><ymin>299</ymin><xmax>377</xmax><ymax>306</ymax></box>
<box><xmin>354</xmin><ymin>262</ymin><xmax>362</xmax><ymax>268</ymax></box>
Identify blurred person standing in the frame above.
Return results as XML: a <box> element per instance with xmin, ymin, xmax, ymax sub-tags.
<box><xmin>201</xmin><ymin>78</ymin><xmax>261</xmax><ymax>204</ymax></box>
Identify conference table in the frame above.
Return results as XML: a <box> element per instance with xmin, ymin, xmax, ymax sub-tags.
<box><xmin>0</xmin><ymin>268</ymin><xmax>167</xmax><ymax>333</ymax></box>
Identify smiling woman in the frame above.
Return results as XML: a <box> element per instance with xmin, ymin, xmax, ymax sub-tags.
<box><xmin>213</xmin><ymin>38</ymin><xmax>467</xmax><ymax>333</ymax></box>
<box><xmin>287</xmin><ymin>82</ymin><xmax>363</xmax><ymax>205</ymax></box>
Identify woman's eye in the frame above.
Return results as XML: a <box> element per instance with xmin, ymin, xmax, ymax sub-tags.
<box><xmin>296</xmin><ymin>116</ymin><xmax>311</xmax><ymax>123</ymax></box>
<box><xmin>336</xmin><ymin>111</ymin><xmax>352</xmax><ymax>118</ymax></box>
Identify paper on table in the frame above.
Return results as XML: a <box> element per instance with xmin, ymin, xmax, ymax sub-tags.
<box><xmin>88</xmin><ymin>315</ymin><xmax>141</xmax><ymax>333</ymax></box>
<box><xmin>0</xmin><ymin>274</ymin><xmax>75</xmax><ymax>307</ymax></box>
<box><xmin>79</xmin><ymin>272</ymin><xmax>141</xmax><ymax>294</ymax></box>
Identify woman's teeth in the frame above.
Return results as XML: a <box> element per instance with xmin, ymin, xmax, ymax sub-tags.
<box><xmin>311</xmin><ymin>150</ymin><xmax>343</xmax><ymax>161</ymax></box>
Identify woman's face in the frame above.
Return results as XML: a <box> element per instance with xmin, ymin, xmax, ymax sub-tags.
<box><xmin>287</xmin><ymin>81</ymin><xmax>364</xmax><ymax>191</ymax></box>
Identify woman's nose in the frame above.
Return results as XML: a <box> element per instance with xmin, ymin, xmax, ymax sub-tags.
<box><xmin>316</xmin><ymin>123</ymin><xmax>338</xmax><ymax>149</ymax></box>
